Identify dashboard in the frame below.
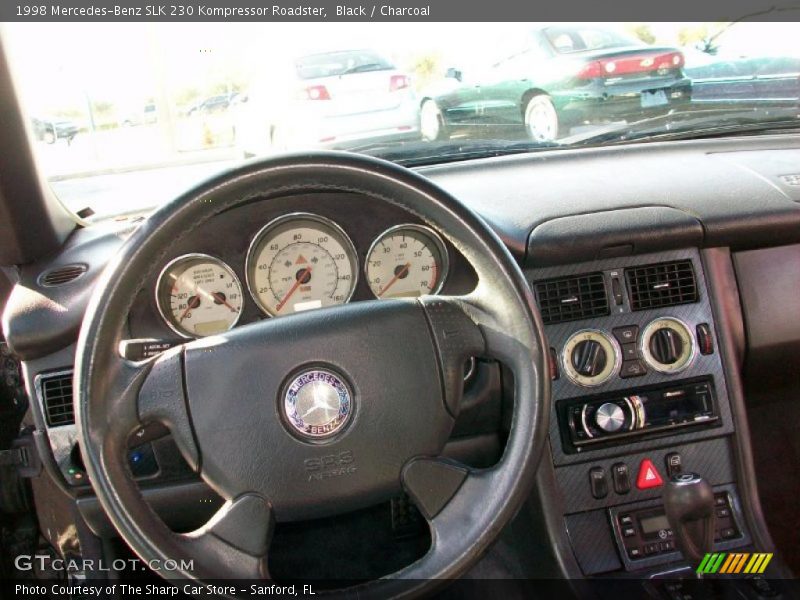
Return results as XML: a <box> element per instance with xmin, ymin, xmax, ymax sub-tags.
<box><xmin>4</xmin><ymin>134</ymin><xmax>800</xmax><ymax>584</ymax></box>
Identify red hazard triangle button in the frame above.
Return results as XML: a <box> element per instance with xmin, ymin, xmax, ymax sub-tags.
<box><xmin>636</xmin><ymin>459</ymin><xmax>664</xmax><ymax>490</ymax></box>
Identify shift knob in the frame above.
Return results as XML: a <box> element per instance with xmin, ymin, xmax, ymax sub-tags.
<box><xmin>663</xmin><ymin>472</ymin><xmax>716</xmax><ymax>564</ymax></box>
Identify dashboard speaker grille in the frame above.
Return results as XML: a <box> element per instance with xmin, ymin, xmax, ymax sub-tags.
<box><xmin>41</xmin><ymin>372</ymin><xmax>74</xmax><ymax>427</ymax></box>
<box><xmin>534</xmin><ymin>273</ymin><xmax>609</xmax><ymax>324</ymax></box>
<box><xmin>625</xmin><ymin>260</ymin><xmax>698</xmax><ymax>311</ymax></box>
<box><xmin>39</xmin><ymin>264</ymin><xmax>87</xmax><ymax>287</ymax></box>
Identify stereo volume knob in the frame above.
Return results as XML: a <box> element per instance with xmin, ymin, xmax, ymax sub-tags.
<box><xmin>595</xmin><ymin>402</ymin><xmax>626</xmax><ymax>432</ymax></box>
<box><xmin>571</xmin><ymin>340</ymin><xmax>607</xmax><ymax>378</ymax></box>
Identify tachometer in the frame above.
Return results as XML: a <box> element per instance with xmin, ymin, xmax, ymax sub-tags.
<box><xmin>365</xmin><ymin>224</ymin><xmax>448</xmax><ymax>299</ymax></box>
<box><xmin>156</xmin><ymin>254</ymin><xmax>244</xmax><ymax>338</ymax></box>
<box><xmin>246</xmin><ymin>214</ymin><xmax>358</xmax><ymax>316</ymax></box>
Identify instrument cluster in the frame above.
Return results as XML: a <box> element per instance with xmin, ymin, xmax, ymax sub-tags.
<box><xmin>154</xmin><ymin>212</ymin><xmax>450</xmax><ymax>338</ymax></box>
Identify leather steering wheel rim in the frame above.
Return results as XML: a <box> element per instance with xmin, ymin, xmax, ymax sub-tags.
<box><xmin>75</xmin><ymin>152</ymin><xmax>550</xmax><ymax>598</ymax></box>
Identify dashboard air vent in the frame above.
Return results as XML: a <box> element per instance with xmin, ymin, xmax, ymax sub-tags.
<box><xmin>534</xmin><ymin>273</ymin><xmax>609</xmax><ymax>324</ymax></box>
<box><xmin>39</xmin><ymin>264</ymin><xmax>87</xmax><ymax>287</ymax></box>
<box><xmin>625</xmin><ymin>260</ymin><xmax>698</xmax><ymax>311</ymax></box>
<box><xmin>40</xmin><ymin>371</ymin><xmax>74</xmax><ymax>427</ymax></box>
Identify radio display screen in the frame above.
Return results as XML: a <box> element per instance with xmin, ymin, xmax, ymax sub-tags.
<box><xmin>639</xmin><ymin>513</ymin><xmax>670</xmax><ymax>534</ymax></box>
<box><xmin>641</xmin><ymin>383</ymin><xmax>713</xmax><ymax>424</ymax></box>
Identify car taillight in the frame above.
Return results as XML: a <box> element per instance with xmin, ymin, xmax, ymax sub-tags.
<box><xmin>576</xmin><ymin>61</ymin><xmax>604</xmax><ymax>79</ymax></box>
<box><xmin>389</xmin><ymin>75</ymin><xmax>410</xmax><ymax>91</ymax></box>
<box><xmin>577</xmin><ymin>51</ymin><xmax>685</xmax><ymax>80</ymax></box>
<box><xmin>656</xmin><ymin>51</ymin><xmax>684</xmax><ymax>70</ymax></box>
<box><xmin>304</xmin><ymin>85</ymin><xmax>331</xmax><ymax>100</ymax></box>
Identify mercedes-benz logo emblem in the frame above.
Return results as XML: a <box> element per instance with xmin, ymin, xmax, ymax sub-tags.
<box><xmin>283</xmin><ymin>369</ymin><xmax>352</xmax><ymax>439</ymax></box>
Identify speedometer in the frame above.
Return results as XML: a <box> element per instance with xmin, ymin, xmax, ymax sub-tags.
<box><xmin>156</xmin><ymin>254</ymin><xmax>244</xmax><ymax>338</ymax></box>
<box><xmin>246</xmin><ymin>214</ymin><xmax>358</xmax><ymax>316</ymax></box>
<box><xmin>365</xmin><ymin>224</ymin><xmax>448</xmax><ymax>299</ymax></box>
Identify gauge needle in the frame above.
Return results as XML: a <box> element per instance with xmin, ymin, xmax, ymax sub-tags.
<box><xmin>378</xmin><ymin>263</ymin><xmax>411</xmax><ymax>297</ymax></box>
<box><xmin>211</xmin><ymin>292</ymin><xmax>237</xmax><ymax>312</ymax></box>
<box><xmin>276</xmin><ymin>266</ymin><xmax>312</xmax><ymax>312</ymax></box>
<box><xmin>179</xmin><ymin>296</ymin><xmax>201</xmax><ymax>322</ymax></box>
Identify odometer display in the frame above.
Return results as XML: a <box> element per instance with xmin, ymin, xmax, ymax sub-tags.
<box><xmin>365</xmin><ymin>225</ymin><xmax>448</xmax><ymax>299</ymax></box>
<box><xmin>246</xmin><ymin>214</ymin><xmax>358</xmax><ymax>316</ymax></box>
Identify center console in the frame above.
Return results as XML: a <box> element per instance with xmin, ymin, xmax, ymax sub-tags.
<box><xmin>526</xmin><ymin>248</ymin><xmax>755</xmax><ymax>578</ymax></box>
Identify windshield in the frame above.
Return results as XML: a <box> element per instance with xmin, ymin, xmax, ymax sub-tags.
<box><xmin>3</xmin><ymin>21</ymin><xmax>800</xmax><ymax>220</ymax></box>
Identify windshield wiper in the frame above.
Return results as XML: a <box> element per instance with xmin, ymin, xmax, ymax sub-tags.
<box><xmin>561</xmin><ymin>106</ymin><xmax>800</xmax><ymax>147</ymax></box>
<box><xmin>345</xmin><ymin>138</ymin><xmax>561</xmax><ymax>166</ymax></box>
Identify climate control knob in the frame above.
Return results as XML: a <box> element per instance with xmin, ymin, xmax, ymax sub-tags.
<box><xmin>562</xmin><ymin>330</ymin><xmax>620</xmax><ymax>387</ymax></box>
<box><xmin>649</xmin><ymin>327</ymin><xmax>684</xmax><ymax>365</ymax></box>
<box><xmin>641</xmin><ymin>317</ymin><xmax>696</xmax><ymax>374</ymax></box>
<box><xmin>571</xmin><ymin>340</ymin><xmax>608</xmax><ymax>377</ymax></box>
<box><xmin>595</xmin><ymin>402</ymin><xmax>625</xmax><ymax>432</ymax></box>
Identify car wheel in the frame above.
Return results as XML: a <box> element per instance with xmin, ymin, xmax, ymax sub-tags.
<box><xmin>524</xmin><ymin>94</ymin><xmax>559</xmax><ymax>142</ymax></box>
<box><xmin>420</xmin><ymin>99</ymin><xmax>445</xmax><ymax>141</ymax></box>
<box><xmin>43</xmin><ymin>130</ymin><xmax>56</xmax><ymax>144</ymax></box>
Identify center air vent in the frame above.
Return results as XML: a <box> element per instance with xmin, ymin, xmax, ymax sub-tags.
<box><xmin>40</xmin><ymin>371</ymin><xmax>74</xmax><ymax>427</ymax></box>
<box><xmin>39</xmin><ymin>264</ymin><xmax>87</xmax><ymax>287</ymax></box>
<box><xmin>534</xmin><ymin>273</ymin><xmax>609</xmax><ymax>325</ymax></box>
<box><xmin>625</xmin><ymin>260</ymin><xmax>698</xmax><ymax>311</ymax></box>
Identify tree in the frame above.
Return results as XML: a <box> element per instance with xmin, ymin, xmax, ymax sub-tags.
<box><xmin>626</xmin><ymin>24</ymin><xmax>656</xmax><ymax>45</ymax></box>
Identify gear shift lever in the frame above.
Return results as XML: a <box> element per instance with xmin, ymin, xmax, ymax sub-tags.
<box><xmin>663</xmin><ymin>472</ymin><xmax>716</xmax><ymax>565</ymax></box>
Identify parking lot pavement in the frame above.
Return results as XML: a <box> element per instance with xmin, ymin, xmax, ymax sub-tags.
<box><xmin>37</xmin><ymin>117</ymin><xmax>238</xmax><ymax>179</ymax></box>
<box><xmin>50</xmin><ymin>159</ymin><xmax>239</xmax><ymax>220</ymax></box>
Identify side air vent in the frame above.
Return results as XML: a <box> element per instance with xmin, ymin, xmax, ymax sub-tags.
<box><xmin>625</xmin><ymin>260</ymin><xmax>698</xmax><ymax>311</ymax></box>
<box><xmin>534</xmin><ymin>273</ymin><xmax>609</xmax><ymax>324</ymax></box>
<box><xmin>40</xmin><ymin>371</ymin><xmax>74</xmax><ymax>427</ymax></box>
<box><xmin>39</xmin><ymin>264</ymin><xmax>88</xmax><ymax>287</ymax></box>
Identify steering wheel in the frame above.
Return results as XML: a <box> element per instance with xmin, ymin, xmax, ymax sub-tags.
<box><xmin>75</xmin><ymin>153</ymin><xmax>549</xmax><ymax>597</ymax></box>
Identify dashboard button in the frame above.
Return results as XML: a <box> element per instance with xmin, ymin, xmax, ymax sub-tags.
<box><xmin>665</xmin><ymin>452</ymin><xmax>682</xmax><ymax>478</ymax></box>
<box><xmin>589</xmin><ymin>466</ymin><xmax>608</xmax><ymax>499</ymax></box>
<box><xmin>622</xmin><ymin>343</ymin><xmax>639</xmax><ymax>361</ymax></box>
<box><xmin>619</xmin><ymin>514</ymin><xmax>633</xmax><ymax>526</ymax></box>
<box><xmin>636</xmin><ymin>459</ymin><xmax>664</xmax><ymax>490</ymax></box>
<box><xmin>628</xmin><ymin>547</ymin><xmax>642</xmax><ymax>559</ymax></box>
<box><xmin>611</xmin><ymin>276</ymin><xmax>624</xmax><ymax>306</ymax></box>
<box><xmin>612</xmin><ymin>462</ymin><xmax>631</xmax><ymax>494</ymax></box>
<box><xmin>613</xmin><ymin>325</ymin><xmax>639</xmax><ymax>345</ymax></box>
<box><xmin>697</xmin><ymin>323</ymin><xmax>714</xmax><ymax>355</ymax></box>
<box><xmin>548</xmin><ymin>347</ymin><xmax>560</xmax><ymax>380</ymax></box>
<box><xmin>622</xmin><ymin>526</ymin><xmax>636</xmax><ymax>538</ymax></box>
<box><xmin>620</xmin><ymin>360</ymin><xmax>647</xmax><ymax>378</ymax></box>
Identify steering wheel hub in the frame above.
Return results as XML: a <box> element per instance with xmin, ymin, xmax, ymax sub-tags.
<box><xmin>282</xmin><ymin>367</ymin><xmax>353</xmax><ymax>440</ymax></box>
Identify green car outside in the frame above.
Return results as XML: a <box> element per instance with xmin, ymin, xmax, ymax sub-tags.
<box><xmin>420</xmin><ymin>25</ymin><xmax>692</xmax><ymax>142</ymax></box>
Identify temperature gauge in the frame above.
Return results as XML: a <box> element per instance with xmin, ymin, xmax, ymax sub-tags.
<box><xmin>156</xmin><ymin>254</ymin><xmax>244</xmax><ymax>338</ymax></box>
<box><xmin>365</xmin><ymin>225</ymin><xmax>448</xmax><ymax>299</ymax></box>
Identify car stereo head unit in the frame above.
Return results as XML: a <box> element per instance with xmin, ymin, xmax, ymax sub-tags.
<box><xmin>558</xmin><ymin>377</ymin><xmax>719</xmax><ymax>453</ymax></box>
